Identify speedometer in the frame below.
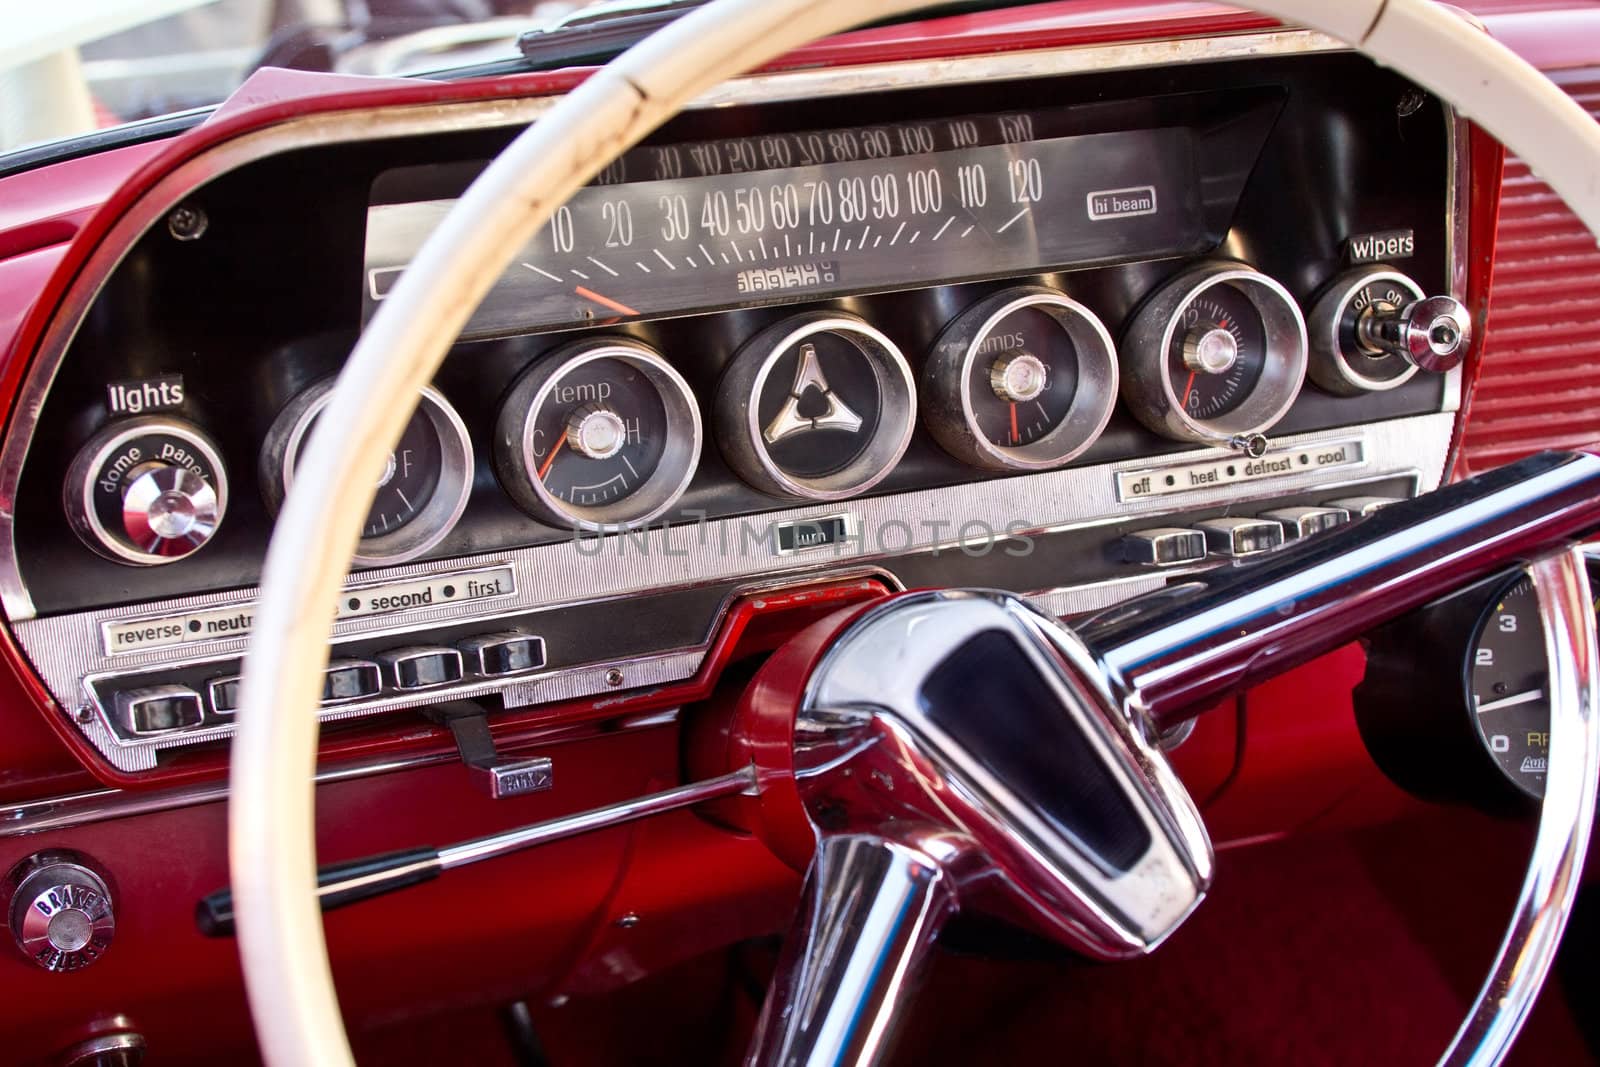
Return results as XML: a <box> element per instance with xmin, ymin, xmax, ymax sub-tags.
<box><xmin>361</xmin><ymin>95</ymin><xmax>1287</xmax><ymax>339</ymax></box>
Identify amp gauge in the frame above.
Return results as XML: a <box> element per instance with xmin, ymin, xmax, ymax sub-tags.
<box><xmin>262</xmin><ymin>380</ymin><xmax>474</xmax><ymax>566</ymax></box>
<box><xmin>495</xmin><ymin>338</ymin><xmax>701</xmax><ymax>530</ymax></box>
<box><xmin>923</xmin><ymin>287</ymin><xmax>1118</xmax><ymax>471</ymax></box>
<box><xmin>1121</xmin><ymin>261</ymin><xmax>1308</xmax><ymax>448</ymax></box>
<box><xmin>715</xmin><ymin>312</ymin><xmax>915</xmax><ymax>501</ymax></box>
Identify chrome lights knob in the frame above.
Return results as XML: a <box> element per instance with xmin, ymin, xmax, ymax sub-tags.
<box><xmin>4</xmin><ymin>852</ymin><xmax>115</xmax><ymax>972</ymax></box>
<box><xmin>65</xmin><ymin>416</ymin><xmax>229</xmax><ymax>565</ymax></box>
<box><xmin>121</xmin><ymin>464</ymin><xmax>219</xmax><ymax>554</ymax></box>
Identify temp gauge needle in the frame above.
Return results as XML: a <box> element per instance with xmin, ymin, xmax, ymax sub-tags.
<box><xmin>537</xmin><ymin>434</ymin><xmax>566</xmax><ymax>481</ymax></box>
<box><xmin>1475</xmin><ymin>689</ymin><xmax>1545</xmax><ymax>713</ymax></box>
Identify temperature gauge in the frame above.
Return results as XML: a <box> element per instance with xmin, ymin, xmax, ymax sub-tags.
<box><xmin>1121</xmin><ymin>262</ymin><xmax>1307</xmax><ymax>447</ymax></box>
<box><xmin>262</xmin><ymin>381</ymin><xmax>473</xmax><ymax>565</ymax></box>
<box><xmin>495</xmin><ymin>338</ymin><xmax>701</xmax><ymax>529</ymax></box>
<box><xmin>923</xmin><ymin>287</ymin><xmax>1118</xmax><ymax>471</ymax></box>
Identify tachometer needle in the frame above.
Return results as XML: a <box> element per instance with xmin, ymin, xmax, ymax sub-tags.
<box><xmin>1475</xmin><ymin>689</ymin><xmax>1545</xmax><ymax>713</ymax></box>
<box><xmin>537</xmin><ymin>435</ymin><xmax>566</xmax><ymax>481</ymax></box>
<box><xmin>575</xmin><ymin>285</ymin><xmax>639</xmax><ymax>317</ymax></box>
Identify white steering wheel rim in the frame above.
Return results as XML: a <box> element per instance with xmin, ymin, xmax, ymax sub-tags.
<box><xmin>227</xmin><ymin>2</ymin><xmax>1600</xmax><ymax>1063</ymax></box>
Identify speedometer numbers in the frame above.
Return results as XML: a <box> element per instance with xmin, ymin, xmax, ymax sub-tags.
<box><xmin>495</xmin><ymin>339</ymin><xmax>701</xmax><ymax>530</ymax></box>
<box><xmin>715</xmin><ymin>313</ymin><xmax>916</xmax><ymax>500</ymax></box>
<box><xmin>1121</xmin><ymin>262</ymin><xmax>1308</xmax><ymax>447</ymax></box>
<box><xmin>923</xmin><ymin>287</ymin><xmax>1118</xmax><ymax>471</ymax></box>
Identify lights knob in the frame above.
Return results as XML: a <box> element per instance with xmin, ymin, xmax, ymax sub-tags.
<box><xmin>121</xmin><ymin>464</ymin><xmax>219</xmax><ymax>556</ymax></box>
<box><xmin>1181</xmin><ymin>327</ymin><xmax>1239</xmax><ymax>374</ymax></box>
<box><xmin>4</xmin><ymin>852</ymin><xmax>115</xmax><ymax>972</ymax></box>
<box><xmin>1356</xmin><ymin>293</ymin><xmax>1471</xmax><ymax>373</ymax></box>
<box><xmin>65</xmin><ymin>416</ymin><xmax>229</xmax><ymax>566</ymax></box>
<box><xmin>988</xmin><ymin>352</ymin><xmax>1049</xmax><ymax>402</ymax></box>
<box><xmin>565</xmin><ymin>403</ymin><xmax>628</xmax><ymax>460</ymax></box>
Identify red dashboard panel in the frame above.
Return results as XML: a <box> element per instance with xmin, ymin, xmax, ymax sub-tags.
<box><xmin>1457</xmin><ymin>69</ymin><xmax>1600</xmax><ymax>474</ymax></box>
<box><xmin>0</xmin><ymin>4</ymin><xmax>1585</xmax><ymax>1062</ymax></box>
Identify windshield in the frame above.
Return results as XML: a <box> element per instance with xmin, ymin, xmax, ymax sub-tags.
<box><xmin>0</xmin><ymin>0</ymin><xmax>621</xmax><ymax>152</ymax></box>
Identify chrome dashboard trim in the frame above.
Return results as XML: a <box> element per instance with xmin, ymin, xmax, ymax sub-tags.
<box><xmin>0</xmin><ymin>26</ymin><xmax>1355</xmax><ymax>623</ymax></box>
<box><xmin>15</xmin><ymin>413</ymin><xmax>1451</xmax><ymax>771</ymax></box>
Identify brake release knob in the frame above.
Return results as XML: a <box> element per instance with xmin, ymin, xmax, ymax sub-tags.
<box><xmin>3</xmin><ymin>852</ymin><xmax>115</xmax><ymax>972</ymax></box>
<box><xmin>65</xmin><ymin>416</ymin><xmax>229</xmax><ymax>565</ymax></box>
<box><xmin>1307</xmin><ymin>268</ymin><xmax>1470</xmax><ymax>395</ymax></box>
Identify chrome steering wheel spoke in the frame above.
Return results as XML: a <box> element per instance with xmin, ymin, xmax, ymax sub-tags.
<box><xmin>745</xmin><ymin>451</ymin><xmax>1600</xmax><ymax>1067</ymax></box>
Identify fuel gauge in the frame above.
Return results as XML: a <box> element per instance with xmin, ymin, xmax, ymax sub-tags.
<box><xmin>495</xmin><ymin>338</ymin><xmax>701</xmax><ymax>529</ymax></box>
<box><xmin>261</xmin><ymin>380</ymin><xmax>473</xmax><ymax>566</ymax></box>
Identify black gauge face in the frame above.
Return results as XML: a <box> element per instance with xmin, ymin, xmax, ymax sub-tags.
<box><xmin>756</xmin><ymin>331</ymin><xmax>883</xmax><ymax>479</ymax></box>
<box><xmin>300</xmin><ymin>408</ymin><xmax>442</xmax><ymax>539</ymax></box>
<box><xmin>966</xmin><ymin>306</ymin><xmax>1080</xmax><ymax>449</ymax></box>
<box><xmin>1166</xmin><ymin>283</ymin><xmax>1267</xmax><ymax>421</ymax></box>
<box><xmin>1339</xmin><ymin>278</ymin><xmax>1417</xmax><ymax>385</ymax></box>
<box><xmin>529</xmin><ymin>357</ymin><xmax>668</xmax><ymax>507</ymax></box>
<box><xmin>1468</xmin><ymin>576</ymin><xmax>1551</xmax><ymax>798</ymax></box>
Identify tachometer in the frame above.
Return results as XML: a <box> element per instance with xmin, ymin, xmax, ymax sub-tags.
<box><xmin>922</xmin><ymin>287</ymin><xmax>1118</xmax><ymax>471</ymax></box>
<box><xmin>1121</xmin><ymin>261</ymin><xmax>1307</xmax><ymax>448</ymax></box>
<box><xmin>261</xmin><ymin>381</ymin><xmax>473</xmax><ymax>565</ymax></box>
<box><xmin>495</xmin><ymin>338</ymin><xmax>701</xmax><ymax>530</ymax></box>
<box><xmin>1467</xmin><ymin>574</ymin><xmax>1551</xmax><ymax>799</ymax></box>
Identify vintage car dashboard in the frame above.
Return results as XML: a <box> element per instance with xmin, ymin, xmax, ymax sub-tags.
<box><xmin>1</xmin><ymin>38</ymin><xmax>1467</xmax><ymax>775</ymax></box>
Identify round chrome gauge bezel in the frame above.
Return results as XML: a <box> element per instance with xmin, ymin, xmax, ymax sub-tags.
<box><xmin>1121</xmin><ymin>261</ymin><xmax>1308</xmax><ymax>446</ymax></box>
<box><xmin>263</xmin><ymin>381</ymin><xmax>474</xmax><ymax>566</ymax></box>
<box><xmin>495</xmin><ymin>338</ymin><xmax>701</xmax><ymax>531</ymax></box>
<box><xmin>923</xmin><ymin>286</ymin><xmax>1119</xmax><ymax>472</ymax></box>
<box><xmin>64</xmin><ymin>415</ymin><xmax>230</xmax><ymax>567</ymax></box>
<box><xmin>716</xmin><ymin>312</ymin><xmax>916</xmax><ymax>501</ymax></box>
<box><xmin>1306</xmin><ymin>267</ymin><xmax>1426</xmax><ymax>396</ymax></box>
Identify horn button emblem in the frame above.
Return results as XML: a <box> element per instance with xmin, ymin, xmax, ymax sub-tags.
<box><xmin>715</xmin><ymin>312</ymin><xmax>917</xmax><ymax>501</ymax></box>
<box><xmin>763</xmin><ymin>343</ymin><xmax>867</xmax><ymax>444</ymax></box>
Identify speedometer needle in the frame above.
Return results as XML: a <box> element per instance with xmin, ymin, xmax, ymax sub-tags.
<box><xmin>1475</xmin><ymin>689</ymin><xmax>1545</xmax><ymax>713</ymax></box>
<box><xmin>537</xmin><ymin>435</ymin><xmax>566</xmax><ymax>481</ymax></box>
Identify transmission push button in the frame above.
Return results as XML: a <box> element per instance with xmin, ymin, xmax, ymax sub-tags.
<box><xmin>114</xmin><ymin>685</ymin><xmax>203</xmax><ymax>735</ymax></box>
<box><xmin>1122</xmin><ymin>528</ymin><xmax>1207</xmax><ymax>567</ymax></box>
<box><xmin>1194</xmin><ymin>517</ymin><xmax>1284</xmax><ymax>557</ymax></box>
<box><xmin>459</xmin><ymin>633</ymin><xmax>546</xmax><ymax>677</ymax></box>
<box><xmin>381</xmin><ymin>647</ymin><xmax>464</xmax><ymax>690</ymax></box>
